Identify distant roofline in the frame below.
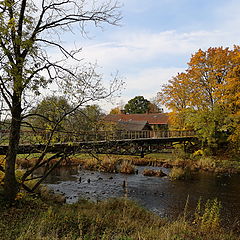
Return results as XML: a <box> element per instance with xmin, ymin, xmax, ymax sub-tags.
<box><xmin>104</xmin><ymin>113</ymin><xmax>169</xmax><ymax>125</ymax></box>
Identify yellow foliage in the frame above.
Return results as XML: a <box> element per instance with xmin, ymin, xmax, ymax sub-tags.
<box><xmin>15</xmin><ymin>192</ymin><xmax>26</xmax><ymax>200</ymax></box>
<box><xmin>158</xmin><ymin>46</ymin><xmax>240</xmax><ymax>145</ymax></box>
<box><xmin>0</xmin><ymin>157</ymin><xmax>5</xmax><ymax>185</ymax></box>
<box><xmin>0</xmin><ymin>171</ymin><xmax>4</xmax><ymax>185</ymax></box>
<box><xmin>110</xmin><ymin>106</ymin><xmax>121</xmax><ymax>114</ymax></box>
<box><xmin>193</xmin><ymin>150</ymin><xmax>204</xmax><ymax>157</ymax></box>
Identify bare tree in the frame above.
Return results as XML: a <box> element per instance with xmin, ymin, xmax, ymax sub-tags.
<box><xmin>0</xmin><ymin>0</ymin><xmax>122</xmax><ymax>201</ymax></box>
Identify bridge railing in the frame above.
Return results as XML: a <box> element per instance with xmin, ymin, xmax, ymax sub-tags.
<box><xmin>150</xmin><ymin>130</ymin><xmax>196</xmax><ymax>139</ymax></box>
<box><xmin>58</xmin><ymin>130</ymin><xmax>196</xmax><ymax>141</ymax></box>
<box><xmin>0</xmin><ymin>129</ymin><xmax>196</xmax><ymax>144</ymax></box>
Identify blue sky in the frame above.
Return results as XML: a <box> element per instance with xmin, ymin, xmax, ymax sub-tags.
<box><xmin>60</xmin><ymin>0</ymin><xmax>240</xmax><ymax>112</ymax></box>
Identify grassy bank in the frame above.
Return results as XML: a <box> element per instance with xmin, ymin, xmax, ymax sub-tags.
<box><xmin>11</xmin><ymin>151</ymin><xmax>240</xmax><ymax>174</ymax></box>
<box><xmin>0</xmin><ymin>194</ymin><xmax>239</xmax><ymax>240</ymax></box>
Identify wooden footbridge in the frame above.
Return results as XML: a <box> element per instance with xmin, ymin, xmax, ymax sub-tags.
<box><xmin>0</xmin><ymin>130</ymin><xmax>197</xmax><ymax>156</ymax></box>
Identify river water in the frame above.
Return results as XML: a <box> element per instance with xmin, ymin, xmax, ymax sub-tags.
<box><xmin>38</xmin><ymin>165</ymin><xmax>240</xmax><ymax>231</ymax></box>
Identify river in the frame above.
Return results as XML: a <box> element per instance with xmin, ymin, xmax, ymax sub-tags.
<box><xmin>37</xmin><ymin>165</ymin><xmax>240</xmax><ymax>231</ymax></box>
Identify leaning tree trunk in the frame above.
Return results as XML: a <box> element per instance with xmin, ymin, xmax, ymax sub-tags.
<box><xmin>4</xmin><ymin>93</ymin><xmax>22</xmax><ymax>201</ymax></box>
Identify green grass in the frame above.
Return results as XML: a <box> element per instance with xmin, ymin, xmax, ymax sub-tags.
<box><xmin>0</xmin><ymin>194</ymin><xmax>239</xmax><ymax>240</ymax></box>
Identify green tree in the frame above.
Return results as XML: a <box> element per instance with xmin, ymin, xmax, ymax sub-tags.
<box><xmin>124</xmin><ymin>96</ymin><xmax>151</xmax><ymax>114</ymax></box>
<box><xmin>29</xmin><ymin>96</ymin><xmax>71</xmax><ymax>130</ymax></box>
<box><xmin>68</xmin><ymin>104</ymin><xmax>104</xmax><ymax>132</ymax></box>
<box><xmin>0</xmin><ymin>0</ymin><xmax>121</xmax><ymax>201</ymax></box>
<box><xmin>26</xmin><ymin>96</ymin><xmax>73</xmax><ymax>143</ymax></box>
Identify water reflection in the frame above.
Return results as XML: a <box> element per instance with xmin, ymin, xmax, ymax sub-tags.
<box><xmin>36</xmin><ymin>166</ymin><xmax>240</xmax><ymax>230</ymax></box>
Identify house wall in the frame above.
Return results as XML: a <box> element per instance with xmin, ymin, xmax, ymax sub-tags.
<box><xmin>150</xmin><ymin>124</ymin><xmax>168</xmax><ymax>131</ymax></box>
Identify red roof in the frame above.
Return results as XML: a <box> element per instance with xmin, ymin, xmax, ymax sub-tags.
<box><xmin>104</xmin><ymin>113</ymin><xmax>169</xmax><ymax>125</ymax></box>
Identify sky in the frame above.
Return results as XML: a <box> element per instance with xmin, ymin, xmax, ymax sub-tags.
<box><xmin>61</xmin><ymin>0</ymin><xmax>240</xmax><ymax>112</ymax></box>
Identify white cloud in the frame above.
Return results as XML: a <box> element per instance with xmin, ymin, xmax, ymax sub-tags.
<box><xmin>100</xmin><ymin>66</ymin><xmax>184</xmax><ymax>112</ymax></box>
<box><xmin>125</xmin><ymin>67</ymin><xmax>184</xmax><ymax>94</ymax></box>
<box><xmin>55</xmin><ymin>27</ymin><xmax>239</xmax><ymax>112</ymax></box>
<box><xmin>79</xmin><ymin>29</ymin><xmax>237</xmax><ymax>71</ymax></box>
<box><xmin>43</xmin><ymin>0</ymin><xmax>240</xmax><ymax>112</ymax></box>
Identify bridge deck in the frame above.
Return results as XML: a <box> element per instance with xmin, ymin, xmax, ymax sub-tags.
<box><xmin>0</xmin><ymin>130</ymin><xmax>196</xmax><ymax>155</ymax></box>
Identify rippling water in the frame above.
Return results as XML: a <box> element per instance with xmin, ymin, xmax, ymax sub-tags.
<box><xmin>36</xmin><ymin>165</ymin><xmax>240</xmax><ymax>230</ymax></box>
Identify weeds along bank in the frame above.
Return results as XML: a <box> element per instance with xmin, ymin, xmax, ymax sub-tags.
<box><xmin>11</xmin><ymin>150</ymin><xmax>240</xmax><ymax>175</ymax></box>
<box><xmin>0</xmin><ymin>194</ymin><xmax>239</xmax><ymax>240</ymax></box>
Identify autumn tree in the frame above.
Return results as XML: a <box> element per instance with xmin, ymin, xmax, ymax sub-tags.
<box><xmin>157</xmin><ymin>72</ymin><xmax>192</xmax><ymax>129</ymax></box>
<box><xmin>158</xmin><ymin>73</ymin><xmax>191</xmax><ymax>112</ymax></box>
<box><xmin>110</xmin><ymin>106</ymin><xmax>122</xmax><ymax>114</ymax></box>
<box><xmin>0</xmin><ymin>0</ymin><xmax>121</xmax><ymax>201</ymax></box>
<box><xmin>148</xmin><ymin>101</ymin><xmax>163</xmax><ymax>113</ymax></box>
<box><xmin>158</xmin><ymin>46</ymin><xmax>240</xmax><ymax>154</ymax></box>
<box><xmin>219</xmin><ymin>46</ymin><xmax>240</xmax><ymax>147</ymax></box>
<box><xmin>28</xmin><ymin>99</ymin><xmax>104</xmax><ymax>142</ymax></box>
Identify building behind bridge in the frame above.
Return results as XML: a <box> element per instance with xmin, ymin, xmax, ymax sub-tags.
<box><xmin>104</xmin><ymin>113</ymin><xmax>169</xmax><ymax>131</ymax></box>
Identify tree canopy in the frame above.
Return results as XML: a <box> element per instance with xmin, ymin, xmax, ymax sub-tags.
<box><xmin>124</xmin><ymin>96</ymin><xmax>162</xmax><ymax>114</ymax></box>
<box><xmin>0</xmin><ymin>0</ymin><xmax>122</xmax><ymax>201</ymax></box>
<box><xmin>158</xmin><ymin>46</ymin><xmax>240</xmax><ymax>154</ymax></box>
<box><xmin>124</xmin><ymin>96</ymin><xmax>150</xmax><ymax>114</ymax></box>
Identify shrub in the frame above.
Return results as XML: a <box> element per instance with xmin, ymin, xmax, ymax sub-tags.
<box><xmin>172</xmin><ymin>145</ymin><xmax>190</xmax><ymax>160</ymax></box>
<box><xmin>0</xmin><ymin>171</ymin><xmax>4</xmax><ymax>186</ymax></box>
<box><xmin>169</xmin><ymin>167</ymin><xmax>192</xmax><ymax>180</ymax></box>
<box><xmin>81</xmin><ymin>158</ymin><xmax>98</xmax><ymax>171</ymax></box>
<box><xmin>192</xmin><ymin>149</ymin><xmax>204</xmax><ymax>157</ymax></box>
<box><xmin>119</xmin><ymin>161</ymin><xmax>135</xmax><ymax>174</ymax></box>
<box><xmin>99</xmin><ymin>158</ymin><xmax>118</xmax><ymax>173</ymax></box>
<box><xmin>193</xmin><ymin>198</ymin><xmax>221</xmax><ymax>232</ymax></box>
<box><xmin>197</xmin><ymin>156</ymin><xmax>216</xmax><ymax>169</ymax></box>
<box><xmin>0</xmin><ymin>157</ymin><xmax>5</xmax><ymax>186</ymax></box>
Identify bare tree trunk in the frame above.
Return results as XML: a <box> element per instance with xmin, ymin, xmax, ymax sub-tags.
<box><xmin>4</xmin><ymin>94</ymin><xmax>22</xmax><ymax>201</ymax></box>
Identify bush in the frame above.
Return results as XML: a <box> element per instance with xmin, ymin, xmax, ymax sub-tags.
<box><xmin>99</xmin><ymin>158</ymin><xmax>118</xmax><ymax>173</ymax></box>
<box><xmin>119</xmin><ymin>161</ymin><xmax>135</xmax><ymax>174</ymax></box>
<box><xmin>169</xmin><ymin>167</ymin><xmax>192</xmax><ymax>180</ymax></box>
<box><xmin>197</xmin><ymin>157</ymin><xmax>216</xmax><ymax>169</ymax></box>
<box><xmin>193</xmin><ymin>198</ymin><xmax>221</xmax><ymax>232</ymax></box>
<box><xmin>81</xmin><ymin>158</ymin><xmax>98</xmax><ymax>171</ymax></box>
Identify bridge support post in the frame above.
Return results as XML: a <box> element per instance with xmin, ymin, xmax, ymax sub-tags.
<box><xmin>141</xmin><ymin>147</ymin><xmax>144</xmax><ymax>158</ymax></box>
<box><xmin>183</xmin><ymin>141</ymin><xmax>187</xmax><ymax>153</ymax></box>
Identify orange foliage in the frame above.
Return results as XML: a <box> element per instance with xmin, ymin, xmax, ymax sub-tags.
<box><xmin>158</xmin><ymin>46</ymin><xmax>240</xmax><ymax>144</ymax></box>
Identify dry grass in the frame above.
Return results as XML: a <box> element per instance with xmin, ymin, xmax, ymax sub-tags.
<box><xmin>0</xmin><ymin>196</ymin><xmax>238</xmax><ymax>240</ymax></box>
<box><xmin>99</xmin><ymin>157</ymin><xmax>118</xmax><ymax>173</ymax></box>
<box><xmin>119</xmin><ymin>161</ymin><xmax>135</xmax><ymax>174</ymax></box>
<box><xmin>169</xmin><ymin>167</ymin><xmax>192</xmax><ymax>180</ymax></box>
<box><xmin>81</xmin><ymin>157</ymin><xmax>99</xmax><ymax>171</ymax></box>
<box><xmin>143</xmin><ymin>169</ymin><xmax>167</xmax><ymax>177</ymax></box>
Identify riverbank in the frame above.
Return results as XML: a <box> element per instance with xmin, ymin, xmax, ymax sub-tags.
<box><xmin>13</xmin><ymin>151</ymin><xmax>240</xmax><ymax>175</ymax></box>
<box><xmin>0</xmin><ymin>193</ymin><xmax>239</xmax><ymax>240</ymax></box>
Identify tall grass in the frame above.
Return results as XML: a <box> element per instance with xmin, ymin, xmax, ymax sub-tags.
<box><xmin>169</xmin><ymin>167</ymin><xmax>192</xmax><ymax>180</ymax></box>
<box><xmin>119</xmin><ymin>161</ymin><xmax>135</xmax><ymax>174</ymax></box>
<box><xmin>0</xmin><ymin>196</ymin><xmax>238</xmax><ymax>240</ymax></box>
<box><xmin>193</xmin><ymin>198</ymin><xmax>221</xmax><ymax>232</ymax></box>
